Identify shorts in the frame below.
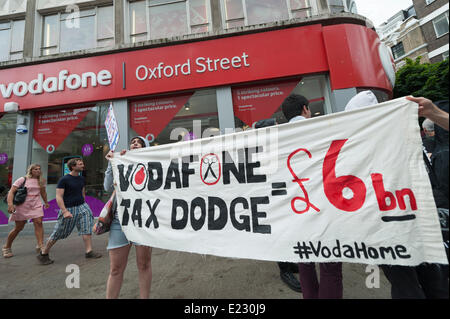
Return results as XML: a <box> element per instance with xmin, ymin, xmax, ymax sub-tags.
<box><xmin>49</xmin><ymin>203</ymin><xmax>94</xmax><ymax>241</ymax></box>
<box><xmin>107</xmin><ymin>217</ymin><xmax>141</xmax><ymax>250</ymax></box>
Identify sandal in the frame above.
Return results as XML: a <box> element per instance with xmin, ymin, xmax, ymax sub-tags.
<box><xmin>2</xmin><ymin>246</ymin><xmax>13</xmax><ymax>258</ymax></box>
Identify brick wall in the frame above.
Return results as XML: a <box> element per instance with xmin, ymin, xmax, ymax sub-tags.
<box><xmin>413</xmin><ymin>0</ymin><xmax>447</xmax><ymax>19</ymax></box>
<box><xmin>421</xmin><ymin>21</ymin><xmax>449</xmax><ymax>52</ymax></box>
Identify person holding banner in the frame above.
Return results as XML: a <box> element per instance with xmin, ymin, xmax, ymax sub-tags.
<box><xmin>281</xmin><ymin>93</ymin><xmax>344</xmax><ymax>299</ymax></box>
<box><xmin>406</xmin><ymin>96</ymin><xmax>449</xmax><ymax>131</ymax></box>
<box><xmin>104</xmin><ymin>136</ymin><xmax>153</xmax><ymax>299</ymax></box>
<box><xmin>2</xmin><ymin>164</ymin><xmax>49</xmax><ymax>258</ymax></box>
<box><xmin>345</xmin><ymin>92</ymin><xmax>448</xmax><ymax>299</ymax></box>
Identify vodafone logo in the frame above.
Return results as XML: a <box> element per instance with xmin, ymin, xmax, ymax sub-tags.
<box><xmin>0</xmin><ymin>69</ymin><xmax>112</xmax><ymax>99</ymax></box>
<box><xmin>131</xmin><ymin>163</ymin><xmax>148</xmax><ymax>191</ymax></box>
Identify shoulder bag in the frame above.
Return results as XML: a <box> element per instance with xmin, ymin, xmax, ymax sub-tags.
<box><xmin>13</xmin><ymin>177</ymin><xmax>27</xmax><ymax>205</ymax></box>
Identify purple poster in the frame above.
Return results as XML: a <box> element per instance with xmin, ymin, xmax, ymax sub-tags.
<box><xmin>0</xmin><ymin>153</ymin><xmax>8</xmax><ymax>165</ymax></box>
<box><xmin>82</xmin><ymin>144</ymin><xmax>94</xmax><ymax>156</ymax></box>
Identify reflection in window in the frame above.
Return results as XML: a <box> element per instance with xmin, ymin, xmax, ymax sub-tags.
<box><xmin>433</xmin><ymin>12</ymin><xmax>449</xmax><ymax>38</ymax></box>
<box><xmin>129</xmin><ymin>89</ymin><xmax>219</xmax><ymax>146</ymax></box>
<box><xmin>0</xmin><ymin>114</ymin><xmax>17</xmax><ymax>189</ymax></box>
<box><xmin>232</xmin><ymin>77</ymin><xmax>328</xmax><ymax>131</ymax></box>
<box><xmin>0</xmin><ymin>114</ymin><xmax>16</xmax><ymax>225</ymax></box>
<box><xmin>246</xmin><ymin>0</ymin><xmax>289</xmax><ymax>25</ymax></box>
<box><xmin>31</xmin><ymin>104</ymin><xmax>111</xmax><ymax>206</ymax></box>
<box><xmin>391</xmin><ymin>42</ymin><xmax>405</xmax><ymax>60</ymax></box>
<box><xmin>328</xmin><ymin>0</ymin><xmax>345</xmax><ymax>13</ymax></box>
<box><xmin>41</xmin><ymin>6</ymin><xmax>114</xmax><ymax>56</ymax></box>
<box><xmin>290</xmin><ymin>0</ymin><xmax>312</xmax><ymax>19</ymax></box>
<box><xmin>0</xmin><ymin>19</ymin><xmax>25</xmax><ymax>61</ymax></box>
<box><xmin>128</xmin><ymin>0</ymin><xmax>211</xmax><ymax>43</ymax></box>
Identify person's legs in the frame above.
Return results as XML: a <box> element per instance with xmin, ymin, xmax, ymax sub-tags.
<box><xmin>76</xmin><ymin>204</ymin><xmax>100</xmax><ymax>257</ymax></box>
<box><xmin>32</xmin><ymin>217</ymin><xmax>44</xmax><ymax>249</ymax></box>
<box><xmin>106</xmin><ymin>244</ymin><xmax>132</xmax><ymax>299</ymax></box>
<box><xmin>38</xmin><ymin>209</ymin><xmax>76</xmax><ymax>264</ymax></box>
<box><xmin>298</xmin><ymin>263</ymin><xmax>319</xmax><ymax>299</ymax></box>
<box><xmin>318</xmin><ymin>262</ymin><xmax>343</xmax><ymax>299</ymax></box>
<box><xmin>135</xmin><ymin>245</ymin><xmax>153</xmax><ymax>299</ymax></box>
<box><xmin>380</xmin><ymin>265</ymin><xmax>425</xmax><ymax>299</ymax></box>
<box><xmin>278</xmin><ymin>262</ymin><xmax>302</xmax><ymax>292</ymax></box>
<box><xmin>4</xmin><ymin>220</ymin><xmax>26</xmax><ymax>248</ymax></box>
<box><xmin>416</xmin><ymin>263</ymin><xmax>449</xmax><ymax>299</ymax></box>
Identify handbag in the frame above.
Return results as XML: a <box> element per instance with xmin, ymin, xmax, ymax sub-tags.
<box><xmin>93</xmin><ymin>192</ymin><xmax>115</xmax><ymax>235</ymax></box>
<box><xmin>13</xmin><ymin>177</ymin><xmax>27</xmax><ymax>205</ymax></box>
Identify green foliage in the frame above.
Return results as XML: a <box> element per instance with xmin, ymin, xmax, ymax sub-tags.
<box><xmin>394</xmin><ymin>56</ymin><xmax>449</xmax><ymax>102</ymax></box>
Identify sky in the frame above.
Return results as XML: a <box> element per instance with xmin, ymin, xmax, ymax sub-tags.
<box><xmin>353</xmin><ymin>0</ymin><xmax>414</xmax><ymax>27</ymax></box>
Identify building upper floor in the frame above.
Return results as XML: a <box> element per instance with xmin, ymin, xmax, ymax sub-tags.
<box><xmin>0</xmin><ymin>0</ymin><xmax>368</xmax><ymax>67</ymax></box>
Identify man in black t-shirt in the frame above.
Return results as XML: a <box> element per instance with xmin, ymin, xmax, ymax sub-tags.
<box><xmin>37</xmin><ymin>158</ymin><xmax>102</xmax><ymax>265</ymax></box>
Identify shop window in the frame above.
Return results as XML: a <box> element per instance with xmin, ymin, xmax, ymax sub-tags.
<box><xmin>231</xmin><ymin>76</ymin><xmax>329</xmax><ymax>131</ymax></box>
<box><xmin>221</xmin><ymin>0</ymin><xmax>315</xmax><ymax>28</ymax></box>
<box><xmin>391</xmin><ymin>42</ymin><xmax>405</xmax><ymax>60</ymax></box>
<box><xmin>127</xmin><ymin>0</ymin><xmax>211</xmax><ymax>43</ymax></box>
<box><xmin>432</xmin><ymin>12</ymin><xmax>449</xmax><ymax>38</ymax></box>
<box><xmin>0</xmin><ymin>113</ymin><xmax>17</xmax><ymax>225</ymax></box>
<box><xmin>0</xmin><ymin>19</ymin><xmax>25</xmax><ymax>62</ymax></box>
<box><xmin>31</xmin><ymin>103</ymin><xmax>110</xmax><ymax>221</ymax></box>
<box><xmin>129</xmin><ymin>89</ymin><xmax>219</xmax><ymax>146</ymax></box>
<box><xmin>41</xmin><ymin>5</ymin><xmax>114</xmax><ymax>56</ymax></box>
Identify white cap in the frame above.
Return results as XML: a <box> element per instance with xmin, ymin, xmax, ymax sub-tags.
<box><xmin>344</xmin><ymin>91</ymin><xmax>378</xmax><ymax>111</ymax></box>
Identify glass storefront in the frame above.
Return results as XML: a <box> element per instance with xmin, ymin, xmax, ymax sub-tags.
<box><xmin>0</xmin><ymin>113</ymin><xmax>16</xmax><ymax>224</ymax></box>
<box><xmin>129</xmin><ymin>89</ymin><xmax>219</xmax><ymax>146</ymax></box>
<box><xmin>1</xmin><ymin>75</ymin><xmax>332</xmax><ymax>225</ymax></box>
<box><xmin>232</xmin><ymin>75</ymin><xmax>330</xmax><ymax>130</ymax></box>
<box><xmin>31</xmin><ymin>103</ymin><xmax>110</xmax><ymax>221</ymax></box>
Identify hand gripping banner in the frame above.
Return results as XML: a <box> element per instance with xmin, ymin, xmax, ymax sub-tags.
<box><xmin>110</xmin><ymin>97</ymin><xmax>448</xmax><ymax>266</ymax></box>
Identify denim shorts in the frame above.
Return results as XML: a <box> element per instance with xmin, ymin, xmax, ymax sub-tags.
<box><xmin>107</xmin><ymin>217</ymin><xmax>140</xmax><ymax>250</ymax></box>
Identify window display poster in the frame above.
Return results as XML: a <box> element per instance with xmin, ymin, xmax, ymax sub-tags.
<box><xmin>130</xmin><ymin>93</ymin><xmax>193</xmax><ymax>143</ymax></box>
<box><xmin>33</xmin><ymin>107</ymin><xmax>93</xmax><ymax>153</ymax></box>
<box><xmin>232</xmin><ymin>80</ymin><xmax>299</xmax><ymax>127</ymax></box>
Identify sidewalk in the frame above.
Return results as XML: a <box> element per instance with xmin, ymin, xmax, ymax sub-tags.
<box><xmin>0</xmin><ymin>221</ymin><xmax>390</xmax><ymax>299</ymax></box>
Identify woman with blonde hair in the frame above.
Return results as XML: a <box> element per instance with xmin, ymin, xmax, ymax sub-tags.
<box><xmin>2</xmin><ymin>164</ymin><xmax>49</xmax><ymax>258</ymax></box>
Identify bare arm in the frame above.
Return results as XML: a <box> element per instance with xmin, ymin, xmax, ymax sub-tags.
<box><xmin>406</xmin><ymin>96</ymin><xmax>449</xmax><ymax>131</ymax></box>
<box><xmin>40</xmin><ymin>179</ymin><xmax>49</xmax><ymax>209</ymax></box>
<box><xmin>7</xmin><ymin>186</ymin><xmax>17</xmax><ymax>214</ymax></box>
<box><xmin>56</xmin><ymin>188</ymin><xmax>72</xmax><ymax>218</ymax></box>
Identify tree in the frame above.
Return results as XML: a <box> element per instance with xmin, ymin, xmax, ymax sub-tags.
<box><xmin>394</xmin><ymin>57</ymin><xmax>449</xmax><ymax>102</ymax></box>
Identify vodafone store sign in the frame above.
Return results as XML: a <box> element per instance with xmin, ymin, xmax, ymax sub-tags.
<box><xmin>0</xmin><ymin>24</ymin><xmax>392</xmax><ymax>111</ymax></box>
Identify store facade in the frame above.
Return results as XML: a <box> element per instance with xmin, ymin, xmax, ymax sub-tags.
<box><xmin>0</xmin><ymin>18</ymin><xmax>394</xmax><ymax>225</ymax></box>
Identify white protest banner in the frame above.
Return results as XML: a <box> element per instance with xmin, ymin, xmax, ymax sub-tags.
<box><xmin>105</xmin><ymin>103</ymin><xmax>120</xmax><ymax>151</ymax></box>
<box><xmin>110</xmin><ymin>97</ymin><xmax>448</xmax><ymax>266</ymax></box>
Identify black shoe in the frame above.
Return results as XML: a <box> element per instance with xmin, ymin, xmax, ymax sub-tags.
<box><xmin>37</xmin><ymin>252</ymin><xmax>54</xmax><ymax>265</ymax></box>
<box><xmin>280</xmin><ymin>271</ymin><xmax>302</xmax><ymax>293</ymax></box>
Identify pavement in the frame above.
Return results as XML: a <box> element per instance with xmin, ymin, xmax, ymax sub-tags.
<box><xmin>0</xmin><ymin>221</ymin><xmax>391</xmax><ymax>299</ymax></box>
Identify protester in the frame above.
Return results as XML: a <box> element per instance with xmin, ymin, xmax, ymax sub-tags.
<box><xmin>406</xmin><ymin>96</ymin><xmax>449</xmax><ymax>131</ymax></box>
<box><xmin>37</xmin><ymin>158</ymin><xmax>101</xmax><ymax>265</ymax></box>
<box><xmin>254</xmin><ymin>118</ymin><xmax>302</xmax><ymax>293</ymax></box>
<box><xmin>422</xmin><ymin>118</ymin><xmax>435</xmax><ymax>158</ymax></box>
<box><xmin>346</xmin><ymin>92</ymin><xmax>449</xmax><ymax>299</ymax></box>
<box><xmin>281</xmin><ymin>93</ymin><xmax>343</xmax><ymax>299</ymax></box>
<box><xmin>2</xmin><ymin>164</ymin><xmax>49</xmax><ymax>258</ymax></box>
<box><xmin>104</xmin><ymin>136</ymin><xmax>153</xmax><ymax>299</ymax></box>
